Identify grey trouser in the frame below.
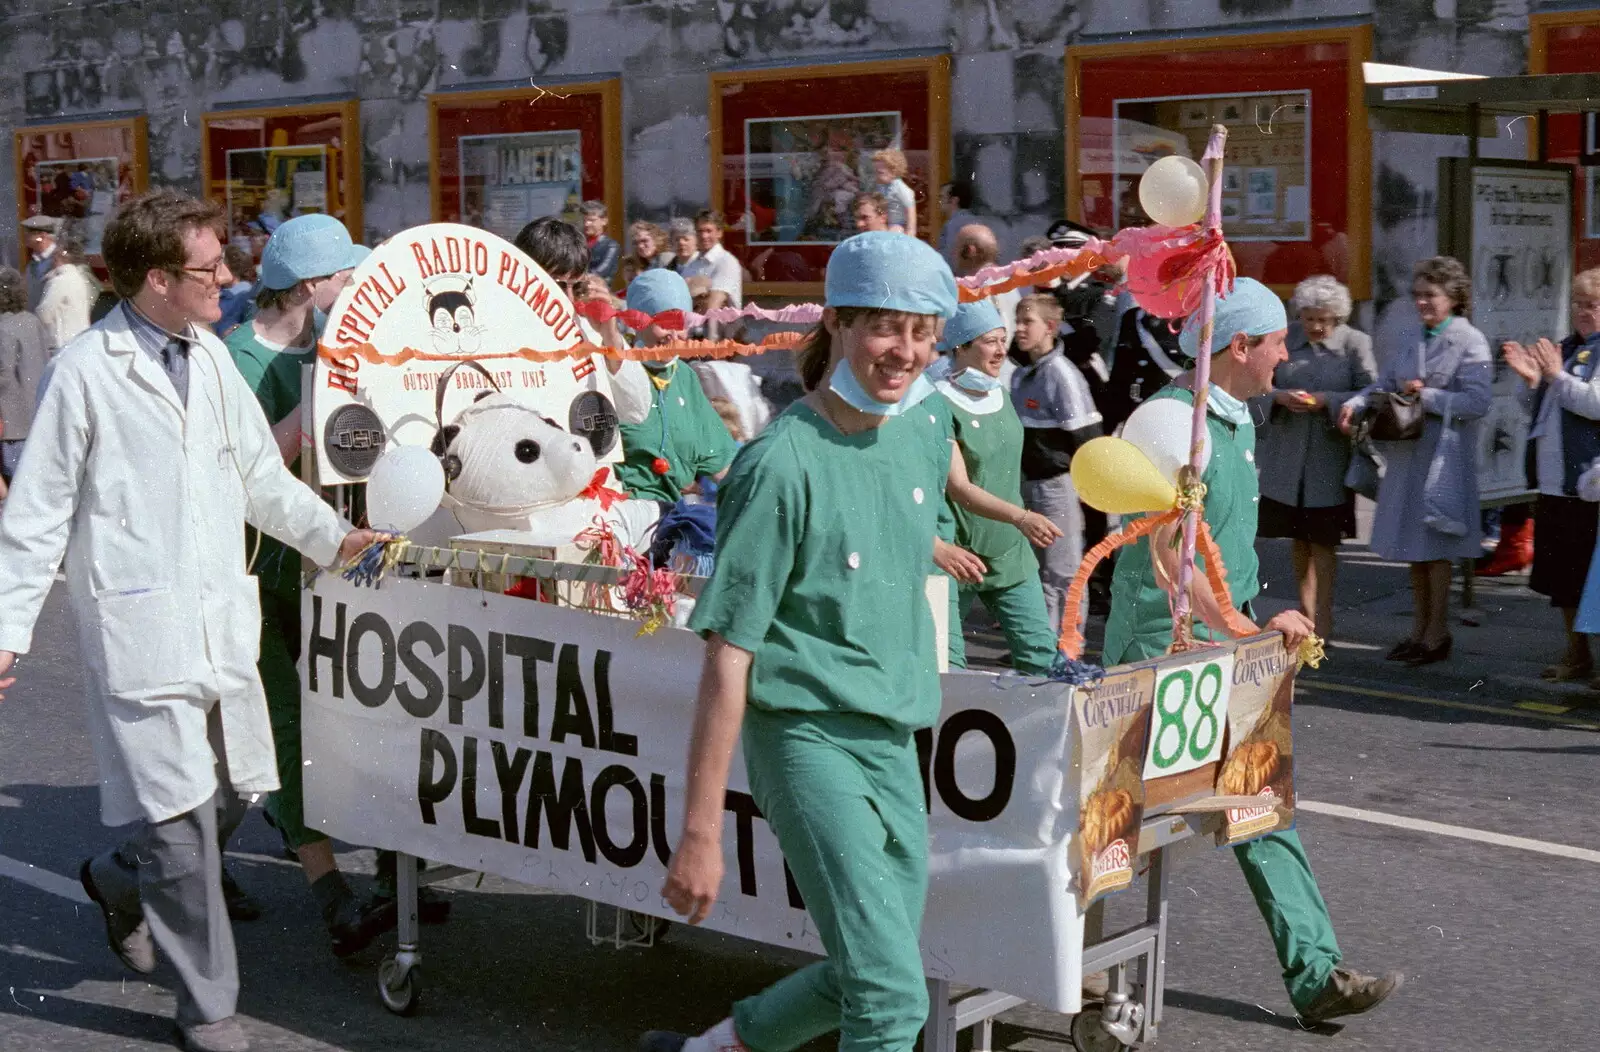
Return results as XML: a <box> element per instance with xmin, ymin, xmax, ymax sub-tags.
<box><xmin>89</xmin><ymin>706</ymin><xmax>248</xmax><ymax>1027</ymax></box>
<box><xmin>1021</xmin><ymin>473</ymin><xmax>1086</xmax><ymax>638</ymax></box>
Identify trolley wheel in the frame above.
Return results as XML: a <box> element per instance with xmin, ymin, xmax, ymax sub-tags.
<box><xmin>378</xmin><ymin>959</ymin><xmax>421</xmax><ymax>1016</ymax></box>
<box><xmin>1069</xmin><ymin>1003</ymin><xmax>1130</xmax><ymax>1052</ymax></box>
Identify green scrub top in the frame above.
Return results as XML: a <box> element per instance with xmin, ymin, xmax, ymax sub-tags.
<box><xmin>689</xmin><ymin>400</ymin><xmax>950</xmax><ymax>733</ymax></box>
<box><xmin>615</xmin><ymin>361</ymin><xmax>738</xmax><ymax>503</ymax></box>
<box><xmin>925</xmin><ymin>394</ymin><xmax>957</xmax><ymax>544</ymax></box>
<box><xmin>227</xmin><ymin>322</ymin><xmax>317</xmax><ymax>601</ymax></box>
<box><xmin>1101</xmin><ymin>385</ymin><xmax>1261</xmax><ymax>666</ymax></box>
<box><xmin>936</xmin><ymin>383</ymin><xmax>1034</xmax><ymax>590</ymax></box>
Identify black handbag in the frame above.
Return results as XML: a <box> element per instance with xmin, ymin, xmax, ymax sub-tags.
<box><xmin>1361</xmin><ymin>390</ymin><xmax>1425</xmax><ymax>442</ymax></box>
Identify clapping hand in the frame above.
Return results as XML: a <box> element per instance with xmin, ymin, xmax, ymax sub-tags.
<box><xmin>1532</xmin><ymin>337</ymin><xmax>1565</xmax><ymax>379</ymax></box>
<box><xmin>1502</xmin><ymin>341</ymin><xmax>1541</xmax><ymax>385</ymax></box>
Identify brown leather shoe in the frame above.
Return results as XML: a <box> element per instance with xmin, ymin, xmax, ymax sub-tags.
<box><xmin>1299</xmin><ymin>967</ymin><xmax>1404</xmax><ymax>1025</ymax></box>
<box><xmin>177</xmin><ymin>1017</ymin><xmax>250</xmax><ymax>1052</ymax></box>
<box><xmin>79</xmin><ymin>859</ymin><xmax>156</xmax><ymax>975</ymax></box>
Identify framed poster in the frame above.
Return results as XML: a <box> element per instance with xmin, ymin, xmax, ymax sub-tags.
<box><xmin>430</xmin><ymin>81</ymin><xmax>621</xmax><ymax>246</ymax></box>
<box><xmin>13</xmin><ymin>116</ymin><xmax>147</xmax><ymax>264</ymax></box>
<box><xmin>711</xmin><ymin>56</ymin><xmax>951</xmax><ymax>296</ymax></box>
<box><xmin>457</xmin><ymin>130</ymin><xmax>584</xmax><ymax>241</ymax></box>
<box><xmin>1109</xmin><ymin>90</ymin><xmax>1310</xmax><ymax>242</ymax></box>
<box><xmin>1438</xmin><ymin>160</ymin><xmax>1574</xmax><ymax>506</ymax></box>
<box><xmin>202</xmin><ymin>101</ymin><xmax>362</xmax><ymax>260</ymax></box>
<box><xmin>1067</xmin><ymin>26</ymin><xmax>1372</xmax><ymax>298</ymax></box>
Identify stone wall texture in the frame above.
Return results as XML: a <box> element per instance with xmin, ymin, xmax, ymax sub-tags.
<box><xmin>0</xmin><ymin>0</ymin><xmax>1573</xmax><ymax>313</ymax></box>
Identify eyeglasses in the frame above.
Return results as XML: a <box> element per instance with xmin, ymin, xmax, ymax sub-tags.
<box><xmin>177</xmin><ymin>258</ymin><xmax>228</xmax><ymax>286</ymax></box>
<box><xmin>1574</xmin><ymin>300</ymin><xmax>1600</xmax><ymax>311</ymax></box>
<box><xmin>554</xmin><ymin>277</ymin><xmax>584</xmax><ymax>298</ymax></box>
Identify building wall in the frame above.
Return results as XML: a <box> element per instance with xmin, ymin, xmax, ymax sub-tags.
<box><xmin>1</xmin><ymin>0</ymin><xmax>1586</xmax><ymax>316</ymax></box>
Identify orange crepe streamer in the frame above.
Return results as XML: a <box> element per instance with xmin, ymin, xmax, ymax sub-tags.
<box><xmin>318</xmin><ymin>332</ymin><xmax>805</xmax><ymax>369</ymax></box>
<box><xmin>956</xmin><ymin>249</ymin><xmax>1118</xmax><ymax>303</ymax></box>
<box><xmin>1057</xmin><ymin>508</ymin><xmax>1180</xmax><ymax>659</ymax></box>
<box><xmin>1055</xmin><ymin>511</ymin><xmax>1257</xmax><ymax>660</ymax></box>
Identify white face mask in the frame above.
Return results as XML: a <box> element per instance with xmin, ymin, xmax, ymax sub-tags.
<box><xmin>950</xmin><ymin>367</ymin><xmax>1002</xmax><ymax>394</ymax></box>
<box><xmin>828</xmin><ymin>358</ymin><xmax>935</xmax><ymax>416</ymax></box>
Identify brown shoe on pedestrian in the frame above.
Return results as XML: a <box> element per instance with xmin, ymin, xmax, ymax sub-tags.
<box><xmin>177</xmin><ymin>1017</ymin><xmax>250</xmax><ymax>1052</ymax></box>
<box><xmin>1299</xmin><ymin>966</ymin><xmax>1404</xmax><ymax>1025</ymax></box>
<box><xmin>78</xmin><ymin>859</ymin><xmax>155</xmax><ymax>975</ymax></box>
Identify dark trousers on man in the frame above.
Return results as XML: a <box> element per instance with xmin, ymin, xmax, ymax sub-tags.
<box><xmin>86</xmin><ymin>705</ymin><xmax>248</xmax><ymax>1028</ymax></box>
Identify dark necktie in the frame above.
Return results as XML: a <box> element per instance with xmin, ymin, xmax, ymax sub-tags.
<box><xmin>160</xmin><ymin>337</ymin><xmax>190</xmax><ymax>404</ymax></box>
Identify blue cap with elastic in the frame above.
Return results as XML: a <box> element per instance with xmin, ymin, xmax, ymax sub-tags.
<box><xmin>259</xmin><ymin>214</ymin><xmax>369</xmax><ymax>290</ymax></box>
<box><xmin>1179</xmin><ymin>277</ymin><xmax>1287</xmax><ymax>358</ymax></box>
<box><xmin>824</xmin><ymin>231</ymin><xmax>958</xmax><ymax>319</ymax></box>
<box><xmin>627</xmin><ymin>268</ymin><xmax>693</xmax><ymax>317</ymax></box>
<box><xmin>936</xmin><ymin>298</ymin><xmax>1005</xmax><ymax>352</ymax></box>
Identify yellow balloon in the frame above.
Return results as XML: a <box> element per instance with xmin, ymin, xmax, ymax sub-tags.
<box><xmin>1070</xmin><ymin>437</ymin><xmax>1177</xmax><ymax>515</ymax></box>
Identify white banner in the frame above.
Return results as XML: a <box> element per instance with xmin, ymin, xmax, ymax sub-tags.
<box><xmin>301</xmin><ymin>576</ymin><xmax>1089</xmax><ymax>1012</ymax></box>
<box><xmin>312</xmin><ymin>222</ymin><xmax>621</xmax><ymax>485</ymax></box>
<box><xmin>1468</xmin><ymin>166</ymin><xmax>1572</xmax><ymax>503</ymax></box>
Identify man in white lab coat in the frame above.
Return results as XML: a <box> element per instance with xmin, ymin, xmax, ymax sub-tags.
<box><xmin>0</xmin><ymin>190</ymin><xmax>377</xmax><ymax>1052</ymax></box>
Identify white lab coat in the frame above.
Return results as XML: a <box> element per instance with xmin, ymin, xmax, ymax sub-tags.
<box><xmin>0</xmin><ymin>306</ymin><xmax>350</xmax><ymax>827</ymax></box>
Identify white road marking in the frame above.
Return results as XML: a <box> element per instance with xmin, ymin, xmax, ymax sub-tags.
<box><xmin>1299</xmin><ymin>799</ymin><xmax>1600</xmax><ymax>865</ymax></box>
<box><xmin>0</xmin><ymin>853</ymin><xmax>89</xmax><ymax>903</ymax></box>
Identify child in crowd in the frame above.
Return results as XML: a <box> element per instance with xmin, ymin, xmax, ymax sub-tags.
<box><xmin>872</xmin><ymin>148</ymin><xmax>917</xmax><ymax>237</ymax></box>
<box><xmin>1010</xmin><ymin>293</ymin><xmax>1103</xmax><ymax>634</ymax></box>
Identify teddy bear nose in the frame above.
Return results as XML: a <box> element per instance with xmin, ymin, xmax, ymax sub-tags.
<box><xmin>515</xmin><ymin>439</ymin><xmax>541</xmax><ymax>464</ymax></box>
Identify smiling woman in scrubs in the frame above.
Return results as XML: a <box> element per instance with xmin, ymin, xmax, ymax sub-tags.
<box><xmin>648</xmin><ymin>233</ymin><xmax>957</xmax><ymax>1052</ymax></box>
<box><xmin>933</xmin><ymin>299</ymin><xmax>1062</xmax><ymax>675</ymax></box>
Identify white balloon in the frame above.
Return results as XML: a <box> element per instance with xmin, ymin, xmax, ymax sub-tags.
<box><xmin>1121</xmin><ymin>398</ymin><xmax>1213</xmax><ymax>486</ymax></box>
<box><xmin>1138</xmin><ymin>155</ymin><xmax>1209</xmax><ymax>228</ymax></box>
<box><xmin>366</xmin><ymin>445</ymin><xmax>447</xmax><ymax>534</ymax></box>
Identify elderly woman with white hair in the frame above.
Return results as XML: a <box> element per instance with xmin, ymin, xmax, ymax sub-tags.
<box><xmin>1255</xmin><ymin>275</ymin><xmax>1376</xmax><ymax>638</ymax></box>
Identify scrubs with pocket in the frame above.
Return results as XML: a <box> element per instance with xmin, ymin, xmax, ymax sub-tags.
<box><xmin>690</xmin><ymin>399</ymin><xmax>949</xmax><ymax>1052</ymax></box>
<box><xmin>1101</xmin><ymin>384</ymin><xmax>1343</xmax><ymax>1015</ymax></box>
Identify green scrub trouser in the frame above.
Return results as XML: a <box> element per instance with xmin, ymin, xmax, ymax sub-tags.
<box><xmin>1117</xmin><ymin>636</ymin><xmax>1340</xmax><ymax>1011</ymax></box>
<box><xmin>257</xmin><ymin>588</ymin><xmax>329</xmax><ymax>850</ymax></box>
<box><xmin>1236</xmin><ymin>829</ymin><xmax>1342</xmax><ymax>1012</ymax></box>
<box><xmin>734</xmin><ymin>709</ymin><xmax>929</xmax><ymax>1052</ymax></box>
<box><xmin>946</xmin><ymin>574</ymin><xmax>1058</xmax><ymax>677</ymax></box>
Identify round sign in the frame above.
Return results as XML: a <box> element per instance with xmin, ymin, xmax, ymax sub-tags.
<box><xmin>569</xmin><ymin>391</ymin><xmax>619</xmax><ymax>457</ymax></box>
<box><xmin>323</xmin><ymin>404</ymin><xmax>388</xmax><ymax>478</ymax></box>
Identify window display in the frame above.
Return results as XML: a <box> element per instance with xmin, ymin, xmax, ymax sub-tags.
<box><xmin>1531</xmin><ymin>12</ymin><xmax>1600</xmax><ymax>270</ymax></box>
<box><xmin>1068</xmin><ymin>28</ymin><xmax>1369</xmax><ymax>296</ymax></box>
<box><xmin>14</xmin><ymin>116</ymin><xmax>146</xmax><ymax>262</ymax></box>
<box><xmin>201</xmin><ymin>101</ymin><xmax>361</xmax><ymax>259</ymax></box>
<box><xmin>711</xmin><ymin>56</ymin><xmax>950</xmax><ymax>293</ymax></box>
<box><xmin>431</xmin><ymin>81</ymin><xmax>620</xmax><ymax>244</ymax></box>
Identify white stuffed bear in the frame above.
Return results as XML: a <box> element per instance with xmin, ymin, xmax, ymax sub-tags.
<box><xmin>433</xmin><ymin>393</ymin><xmax>661</xmax><ymax>550</ymax></box>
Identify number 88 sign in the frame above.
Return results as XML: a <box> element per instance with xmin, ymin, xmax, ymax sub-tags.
<box><xmin>1141</xmin><ymin>653</ymin><xmax>1234</xmax><ymax>779</ymax></box>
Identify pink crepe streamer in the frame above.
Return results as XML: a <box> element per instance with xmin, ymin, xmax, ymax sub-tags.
<box><xmin>1171</xmin><ymin>127</ymin><xmax>1231</xmax><ymax>646</ymax></box>
<box><xmin>687</xmin><ymin>303</ymin><xmax>825</xmax><ymax>327</ymax></box>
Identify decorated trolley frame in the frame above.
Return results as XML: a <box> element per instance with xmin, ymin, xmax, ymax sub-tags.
<box><xmin>298</xmin><ymin>125</ymin><xmax>1318</xmax><ymax>1049</ymax></box>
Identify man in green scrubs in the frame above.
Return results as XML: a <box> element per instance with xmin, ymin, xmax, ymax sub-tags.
<box><xmin>1103</xmin><ymin>278</ymin><xmax>1402</xmax><ymax>1026</ymax></box>
<box><xmin>647</xmin><ymin>233</ymin><xmax>959</xmax><ymax>1052</ymax></box>
<box><xmin>614</xmin><ymin>270</ymin><xmax>738</xmax><ymax>502</ymax></box>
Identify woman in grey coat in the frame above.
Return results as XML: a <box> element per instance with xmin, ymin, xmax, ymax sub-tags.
<box><xmin>1255</xmin><ymin>276</ymin><xmax>1376</xmax><ymax>639</ymax></box>
<box><xmin>1341</xmin><ymin>257</ymin><xmax>1492</xmax><ymax>666</ymax></box>
<box><xmin>0</xmin><ymin>266</ymin><xmax>54</xmax><ymax>499</ymax></box>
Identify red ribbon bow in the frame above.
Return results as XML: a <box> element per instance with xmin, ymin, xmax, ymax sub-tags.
<box><xmin>574</xmin><ymin>299</ymin><xmax>687</xmax><ymax>333</ymax></box>
<box><xmin>577</xmin><ymin>467</ymin><xmax>630</xmax><ymax>511</ymax></box>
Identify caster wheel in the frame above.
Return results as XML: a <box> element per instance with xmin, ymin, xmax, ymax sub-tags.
<box><xmin>1070</xmin><ymin>1003</ymin><xmax>1127</xmax><ymax>1052</ymax></box>
<box><xmin>378</xmin><ymin>959</ymin><xmax>421</xmax><ymax>1016</ymax></box>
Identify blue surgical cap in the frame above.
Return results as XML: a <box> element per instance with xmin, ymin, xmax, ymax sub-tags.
<box><xmin>824</xmin><ymin>232</ymin><xmax>958</xmax><ymax>319</ymax></box>
<box><xmin>937</xmin><ymin>299</ymin><xmax>1006</xmax><ymax>352</ymax></box>
<box><xmin>1179</xmin><ymin>277</ymin><xmax>1288</xmax><ymax>358</ymax></box>
<box><xmin>259</xmin><ymin>214</ymin><xmax>368</xmax><ymax>290</ymax></box>
<box><xmin>627</xmin><ymin>268</ymin><xmax>693</xmax><ymax>317</ymax></box>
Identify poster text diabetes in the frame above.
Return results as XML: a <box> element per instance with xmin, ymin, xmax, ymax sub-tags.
<box><xmin>1477</xmin><ymin>182</ymin><xmax>1567</xmax><ymax>228</ymax></box>
<box><xmin>307</xmin><ymin>598</ymin><xmax>1021</xmax><ymax>897</ymax></box>
<box><xmin>325</xmin><ymin>233</ymin><xmax>581</xmax><ymax>360</ymax></box>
